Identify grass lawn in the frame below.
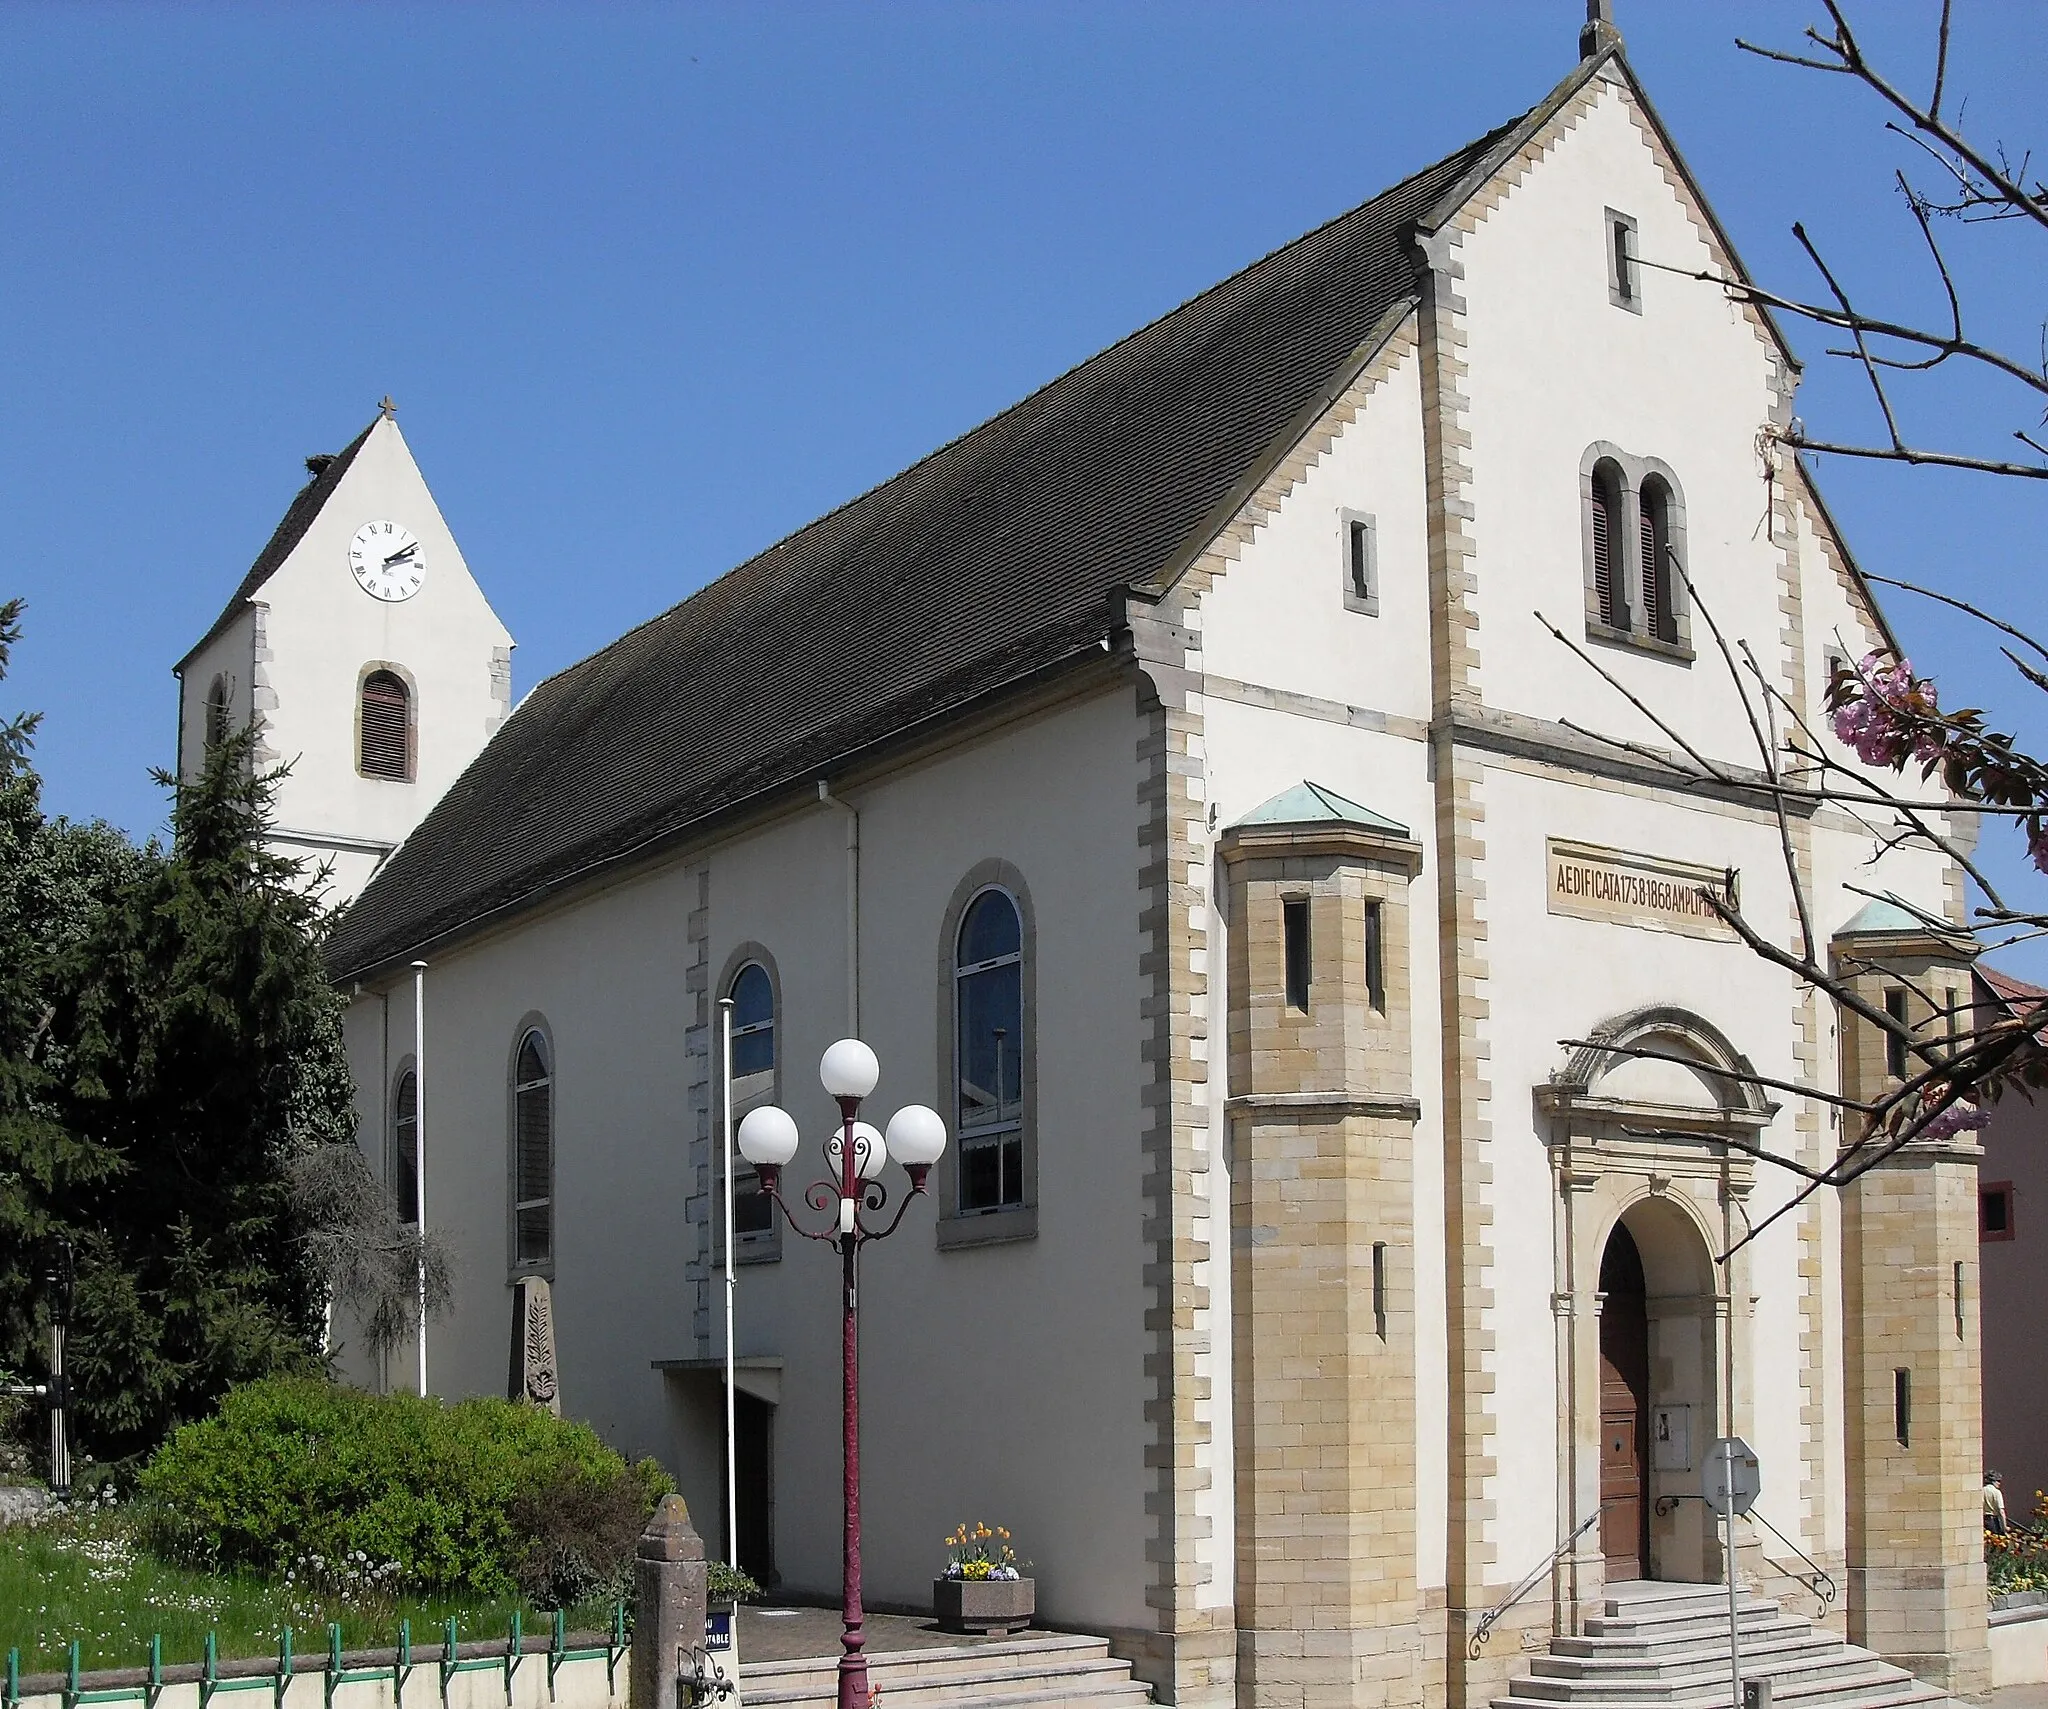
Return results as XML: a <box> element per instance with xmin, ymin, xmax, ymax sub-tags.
<box><xmin>0</xmin><ymin>1511</ymin><xmax>617</xmax><ymax>1676</ymax></box>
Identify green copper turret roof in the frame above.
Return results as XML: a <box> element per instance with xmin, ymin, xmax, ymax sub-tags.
<box><xmin>1234</xmin><ymin>781</ymin><xmax>1409</xmax><ymax>837</ymax></box>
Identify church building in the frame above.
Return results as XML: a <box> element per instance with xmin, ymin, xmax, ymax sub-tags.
<box><xmin>187</xmin><ymin>20</ymin><xmax>1991</xmax><ymax>1709</ymax></box>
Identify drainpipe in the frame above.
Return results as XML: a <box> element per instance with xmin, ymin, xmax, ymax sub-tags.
<box><xmin>412</xmin><ymin>959</ymin><xmax>429</xmax><ymax>1397</ymax></box>
<box><xmin>817</xmin><ymin>781</ymin><xmax>860</xmax><ymax>1037</ymax></box>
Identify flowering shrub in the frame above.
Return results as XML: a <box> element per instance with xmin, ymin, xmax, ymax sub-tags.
<box><xmin>1988</xmin><ymin>1495</ymin><xmax>2048</xmax><ymax>1595</ymax></box>
<box><xmin>943</xmin><ymin>1521</ymin><xmax>1023</xmax><ymax>1581</ymax></box>
<box><xmin>1827</xmin><ymin>650</ymin><xmax>2048</xmax><ymax>875</ymax></box>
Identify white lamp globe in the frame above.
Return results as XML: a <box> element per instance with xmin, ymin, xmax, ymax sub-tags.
<box><xmin>886</xmin><ymin>1104</ymin><xmax>947</xmax><ymax>1166</ymax></box>
<box><xmin>736</xmin><ymin>1105</ymin><xmax>800</xmax><ymax>1167</ymax></box>
<box><xmin>820</xmin><ymin>1038</ymin><xmax>881</xmax><ymax>1100</ymax></box>
<box><xmin>827</xmin><ymin>1120</ymin><xmax>888</xmax><ymax>1182</ymax></box>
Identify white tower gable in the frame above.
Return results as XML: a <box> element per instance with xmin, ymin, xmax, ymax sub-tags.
<box><xmin>174</xmin><ymin>406</ymin><xmax>514</xmax><ymax>905</ymax></box>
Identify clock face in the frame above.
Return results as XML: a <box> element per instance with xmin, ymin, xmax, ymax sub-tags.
<box><xmin>349</xmin><ymin>520</ymin><xmax>427</xmax><ymax>602</ymax></box>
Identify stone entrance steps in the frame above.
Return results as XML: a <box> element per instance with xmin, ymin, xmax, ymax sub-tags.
<box><xmin>1494</xmin><ymin>1582</ymin><xmax>1950</xmax><ymax>1709</ymax></box>
<box><xmin>744</xmin><ymin>1632</ymin><xmax>1152</xmax><ymax>1709</ymax></box>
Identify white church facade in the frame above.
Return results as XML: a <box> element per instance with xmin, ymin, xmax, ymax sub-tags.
<box><xmin>185</xmin><ymin>27</ymin><xmax>1991</xmax><ymax>1709</ymax></box>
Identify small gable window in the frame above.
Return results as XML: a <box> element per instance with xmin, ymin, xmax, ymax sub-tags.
<box><xmin>360</xmin><ymin>670</ymin><xmax>412</xmax><ymax>781</ymax></box>
<box><xmin>204</xmin><ymin>676</ymin><xmax>232</xmax><ymax>751</ymax></box>
<box><xmin>1339</xmin><ymin>511</ymin><xmax>1378</xmax><ymax>616</ymax></box>
<box><xmin>1607</xmin><ymin>208</ymin><xmax>1640</xmax><ymax>312</ymax></box>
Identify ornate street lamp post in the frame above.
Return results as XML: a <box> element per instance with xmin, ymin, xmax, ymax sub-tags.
<box><xmin>737</xmin><ymin>1041</ymin><xmax>946</xmax><ymax>1709</ymax></box>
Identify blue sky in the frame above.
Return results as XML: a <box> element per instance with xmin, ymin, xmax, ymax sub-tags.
<box><xmin>2</xmin><ymin>2</ymin><xmax>2041</xmax><ymax>954</ymax></box>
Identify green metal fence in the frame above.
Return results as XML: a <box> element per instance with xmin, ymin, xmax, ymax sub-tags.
<box><xmin>3</xmin><ymin>1608</ymin><xmax>628</xmax><ymax>1709</ymax></box>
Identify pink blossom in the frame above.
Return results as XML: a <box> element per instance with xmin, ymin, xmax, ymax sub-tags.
<box><xmin>1832</xmin><ymin>651</ymin><xmax>1943</xmax><ymax>769</ymax></box>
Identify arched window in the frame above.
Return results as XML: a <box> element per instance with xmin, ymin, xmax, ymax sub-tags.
<box><xmin>729</xmin><ymin>963</ymin><xmax>775</xmax><ymax>1109</ymax></box>
<box><xmin>726</xmin><ymin>960</ymin><xmax>778</xmax><ymax>1247</ymax></box>
<box><xmin>1639</xmin><ymin>476</ymin><xmax>1676</xmax><ymax>645</ymax></box>
<box><xmin>392</xmin><ymin>1068</ymin><xmax>419</xmax><ymax>1224</ymax></box>
<box><xmin>513</xmin><ymin>1029</ymin><xmax>553</xmax><ymax>1272</ymax></box>
<box><xmin>954</xmin><ymin>888</ymin><xmax>1025</xmax><ymax>1214</ymax></box>
<box><xmin>204</xmin><ymin>676</ymin><xmax>232</xmax><ymax>751</ymax></box>
<box><xmin>1589</xmin><ymin>463</ymin><xmax>1625</xmax><ymax>631</ymax></box>
<box><xmin>360</xmin><ymin>670</ymin><xmax>412</xmax><ymax>781</ymax></box>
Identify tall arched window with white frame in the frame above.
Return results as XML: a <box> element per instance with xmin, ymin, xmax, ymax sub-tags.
<box><xmin>954</xmin><ymin>888</ymin><xmax>1025</xmax><ymax>1214</ymax></box>
<box><xmin>726</xmin><ymin>961</ymin><xmax>778</xmax><ymax>1248</ymax></box>
<box><xmin>512</xmin><ymin>1029</ymin><xmax>553</xmax><ymax>1272</ymax></box>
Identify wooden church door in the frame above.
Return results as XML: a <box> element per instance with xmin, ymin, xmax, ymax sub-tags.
<box><xmin>1599</xmin><ymin>1224</ymin><xmax>1651</xmax><ymax>1581</ymax></box>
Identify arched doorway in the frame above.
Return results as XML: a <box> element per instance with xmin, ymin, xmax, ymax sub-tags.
<box><xmin>1599</xmin><ymin>1225</ymin><xmax>1650</xmax><ymax>1581</ymax></box>
<box><xmin>1543</xmin><ymin>1005</ymin><xmax>1761</xmax><ymax>1599</ymax></box>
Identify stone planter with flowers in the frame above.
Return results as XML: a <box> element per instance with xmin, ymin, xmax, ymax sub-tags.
<box><xmin>934</xmin><ymin>1521</ymin><xmax>1033</xmax><ymax>1635</ymax></box>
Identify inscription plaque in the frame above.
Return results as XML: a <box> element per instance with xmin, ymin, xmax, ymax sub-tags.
<box><xmin>1546</xmin><ymin>839</ymin><xmax>1737</xmax><ymax>941</ymax></box>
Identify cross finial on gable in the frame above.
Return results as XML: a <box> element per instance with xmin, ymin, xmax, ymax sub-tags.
<box><xmin>1580</xmin><ymin>0</ymin><xmax>1622</xmax><ymax>59</ymax></box>
<box><xmin>379</xmin><ymin>395</ymin><xmax>398</xmax><ymax>419</ymax></box>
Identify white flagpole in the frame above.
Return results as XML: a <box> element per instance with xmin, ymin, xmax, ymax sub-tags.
<box><xmin>721</xmin><ymin>996</ymin><xmax>739</xmax><ymax>1570</ymax></box>
<box><xmin>412</xmin><ymin>959</ymin><xmax>429</xmax><ymax>1397</ymax></box>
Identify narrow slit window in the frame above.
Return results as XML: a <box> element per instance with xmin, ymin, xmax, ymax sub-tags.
<box><xmin>1343</xmin><ymin>515</ymin><xmax>1377</xmax><ymax>612</ymax></box>
<box><xmin>1372</xmin><ymin>1242</ymin><xmax>1389</xmax><ymax>1341</ymax></box>
<box><xmin>1364</xmin><ymin>900</ymin><xmax>1386</xmax><ymax>1014</ymax></box>
<box><xmin>1608</xmin><ymin>210</ymin><xmax>1640</xmax><ymax>309</ymax></box>
<box><xmin>1954</xmin><ymin>1261</ymin><xmax>1966</xmax><ymax>1341</ymax></box>
<box><xmin>1283</xmin><ymin>899</ymin><xmax>1311</xmax><ymax>1012</ymax></box>
<box><xmin>1894</xmin><ymin>1367</ymin><xmax>1911</xmax><ymax>1447</ymax></box>
<box><xmin>1884</xmin><ymin>986</ymin><xmax>1910</xmax><ymax>1080</ymax></box>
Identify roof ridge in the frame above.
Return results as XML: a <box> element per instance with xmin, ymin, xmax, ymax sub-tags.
<box><xmin>177</xmin><ymin>412</ymin><xmax>381</xmax><ymax>673</ymax></box>
<box><xmin>327</xmin><ymin>85</ymin><xmax>1553</xmax><ymax>982</ymax></box>
<box><xmin>508</xmin><ymin>110</ymin><xmax>1540</xmax><ymax>711</ymax></box>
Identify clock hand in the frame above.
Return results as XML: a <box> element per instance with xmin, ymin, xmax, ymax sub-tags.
<box><xmin>382</xmin><ymin>543</ymin><xmax>418</xmax><ymax>567</ymax></box>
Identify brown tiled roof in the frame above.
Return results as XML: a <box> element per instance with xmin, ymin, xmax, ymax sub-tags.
<box><xmin>325</xmin><ymin>111</ymin><xmax>1532</xmax><ymax>982</ymax></box>
<box><xmin>178</xmin><ymin>417</ymin><xmax>379</xmax><ymax>672</ymax></box>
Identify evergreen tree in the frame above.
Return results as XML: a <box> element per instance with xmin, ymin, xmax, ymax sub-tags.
<box><xmin>0</xmin><ymin>600</ymin><xmax>143</xmax><ymax>1405</ymax></box>
<box><xmin>47</xmin><ymin>728</ymin><xmax>357</xmax><ymax>1461</ymax></box>
<box><xmin>1</xmin><ymin>602</ymin><xmax>366</xmax><ymax>1466</ymax></box>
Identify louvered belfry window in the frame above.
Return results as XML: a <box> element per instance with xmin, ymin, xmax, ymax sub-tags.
<box><xmin>1640</xmin><ymin>478</ymin><xmax>1675</xmax><ymax>644</ymax></box>
<box><xmin>513</xmin><ymin>1031</ymin><xmax>553</xmax><ymax>1270</ymax></box>
<box><xmin>204</xmin><ymin>677</ymin><xmax>232</xmax><ymax>750</ymax></box>
<box><xmin>1590</xmin><ymin>466</ymin><xmax>1624</xmax><ymax>629</ymax></box>
<box><xmin>360</xmin><ymin>670</ymin><xmax>411</xmax><ymax>781</ymax></box>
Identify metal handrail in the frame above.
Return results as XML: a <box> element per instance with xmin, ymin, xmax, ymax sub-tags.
<box><xmin>1743</xmin><ymin>1509</ymin><xmax>1836</xmax><ymax>1619</ymax></box>
<box><xmin>1469</xmin><ymin>1513</ymin><xmax>1601</xmax><ymax>1659</ymax></box>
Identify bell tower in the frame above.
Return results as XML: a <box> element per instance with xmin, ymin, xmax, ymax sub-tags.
<box><xmin>1832</xmin><ymin>898</ymin><xmax>1989</xmax><ymax>1695</ymax></box>
<box><xmin>1220</xmin><ymin>781</ymin><xmax>1427</xmax><ymax>1709</ymax></box>
<box><xmin>172</xmin><ymin>403</ymin><xmax>513</xmax><ymax>905</ymax></box>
